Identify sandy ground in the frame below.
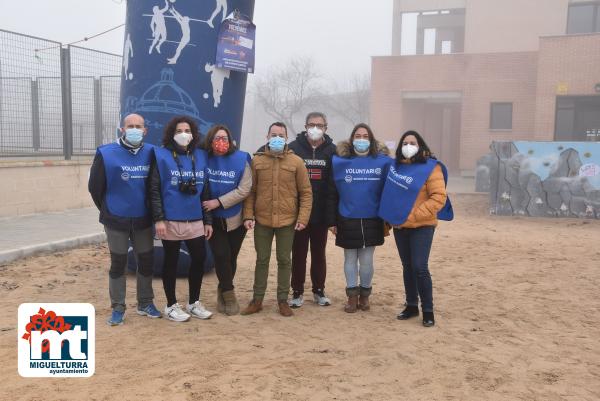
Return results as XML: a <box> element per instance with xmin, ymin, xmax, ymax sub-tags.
<box><xmin>1</xmin><ymin>194</ymin><xmax>599</xmax><ymax>401</ymax></box>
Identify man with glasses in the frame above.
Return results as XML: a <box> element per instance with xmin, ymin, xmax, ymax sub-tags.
<box><xmin>241</xmin><ymin>122</ymin><xmax>313</xmax><ymax>317</ymax></box>
<box><xmin>287</xmin><ymin>112</ymin><xmax>337</xmax><ymax>308</ymax></box>
<box><xmin>89</xmin><ymin>113</ymin><xmax>161</xmax><ymax>325</ymax></box>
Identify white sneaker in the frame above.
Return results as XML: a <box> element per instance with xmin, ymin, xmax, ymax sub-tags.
<box><xmin>313</xmin><ymin>291</ymin><xmax>331</xmax><ymax>306</ymax></box>
<box><xmin>165</xmin><ymin>303</ymin><xmax>191</xmax><ymax>322</ymax></box>
<box><xmin>186</xmin><ymin>301</ymin><xmax>213</xmax><ymax>320</ymax></box>
<box><xmin>288</xmin><ymin>294</ymin><xmax>304</xmax><ymax>308</ymax></box>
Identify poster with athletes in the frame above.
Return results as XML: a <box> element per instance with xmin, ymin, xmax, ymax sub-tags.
<box><xmin>215</xmin><ymin>11</ymin><xmax>256</xmax><ymax>73</ymax></box>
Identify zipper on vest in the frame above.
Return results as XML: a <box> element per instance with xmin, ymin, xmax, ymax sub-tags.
<box><xmin>360</xmin><ymin>218</ymin><xmax>366</xmax><ymax>248</ymax></box>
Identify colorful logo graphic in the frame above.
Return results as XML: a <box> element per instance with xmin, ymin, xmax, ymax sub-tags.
<box><xmin>18</xmin><ymin>303</ymin><xmax>95</xmax><ymax>377</ymax></box>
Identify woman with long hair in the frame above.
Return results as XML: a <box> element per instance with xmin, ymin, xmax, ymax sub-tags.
<box><xmin>327</xmin><ymin>123</ymin><xmax>393</xmax><ymax>313</ymax></box>
<box><xmin>202</xmin><ymin>125</ymin><xmax>252</xmax><ymax>315</ymax></box>
<box><xmin>378</xmin><ymin>130</ymin><xmax>453</xmax><ymax>327</ymax></box>
<box><xmin>149</xmin><ymin>115</ymin><xmax>214</xmax><ymax>322</ymax></box>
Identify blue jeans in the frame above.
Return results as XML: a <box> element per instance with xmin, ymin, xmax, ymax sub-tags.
<box><xmin>393</xmin><ymin>226</ymin><xmax>435</xmax><ymax>312</ymax></box>
<box><xmin>343</xmin><ymin>247</ymin><xmax>375</xmax><ymax>289</ymax></box>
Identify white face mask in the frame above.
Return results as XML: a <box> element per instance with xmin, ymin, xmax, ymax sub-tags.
<box><xmin>174</xmin><ymin>132</ymin><xmax>193</xmax><ymax>147</ymax></box>
<box><xmin>307</xmin><ymin>126</ymin><xmax>324</xmax><ymax>141</ymax></box>
<box><xmin>402</xmin><ymin>144</ymin><xmax>419</xmax><ymax>159</ymax></box>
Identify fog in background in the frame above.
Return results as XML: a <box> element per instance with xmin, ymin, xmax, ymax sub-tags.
<box><xmin>0</xmin><ymin>0</ymin><xmax>393</xmax><ymax>151</ymax></box>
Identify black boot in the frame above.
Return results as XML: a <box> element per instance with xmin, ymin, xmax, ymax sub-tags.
<box><xmin>397</xmin><ymin>305</ymin><xmax>419</xmax><ymax>320</ymax></box>
<box><xmin>422</xmin><ymin>311</ymin><xmax>435</xmax><ymax>327</ymax></box>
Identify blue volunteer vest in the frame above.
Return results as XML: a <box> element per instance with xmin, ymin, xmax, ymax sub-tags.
<box><xmin>207</xmin><ymin>150</ymin><xmax>250</xmax><ymax>218</ymax></box>
<box><xmin>153</xmin><ymin>147</ymin><xmax>207</xmax><ymax>221</ymax></box>
<box><xmin>332</xmin><ymin>154</ymin><xmax>393</xmax><ymax>218</ymax></box>
<box><xmin>378</xmin><ymin>158</ymin><xmax>454</xmax><ymax>225</ymax></box>
<box><xmin>99</xmin><ymin>142</ymin><xmax>154</xmax><ymax>218</ymax></box>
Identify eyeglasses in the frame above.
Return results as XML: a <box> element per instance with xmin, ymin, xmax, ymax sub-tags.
<box><xmin>306</xmin><ymin>123</ymin><xmax>326</xmax><ymax>129</ymax></box>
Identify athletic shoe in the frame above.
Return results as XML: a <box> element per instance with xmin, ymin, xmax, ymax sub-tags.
<box><xmin>186</xmin><ymin>301</ymin><xmax>213</xmax><ymax>320</ymax></box>
<box><xmin>165</xmin><ymin>303</ymin><xmax>191</xmax><ymax>322</ymax></box>
<box><xmin>137</xmin><ymin>303</ymin><xmax>162</xmax><ymax>318</ymax></box>
<box><xmin>107</xmin><ymin>310</ymin><xmax>125</xmax><ymax>326</ymax></box>
<box><xmin>288</xmin><ymin>293</ymin><xmax>304</xmax><ymax>308</ymax></box>
<box><xmin>313</xmin><ymin>290</ymin><xmax>331</xmax><ymax>306</ymax></box>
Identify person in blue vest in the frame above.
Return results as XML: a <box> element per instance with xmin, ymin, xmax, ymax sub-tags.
<box><xmin>201</xmin><ymin>124</ymin><xmax>252</xmax><ymax>316</ymax></box>
<box><xmin>327</xmin><ymin>123</ymin><xmax>393</xmax><ymax>313</ymax></box>
<box><xmin>378</xmin><ymin>130</ymin><xmax>453</xmax><ymax>327</ymax></box>
<box><xmin>149</xmin><ymin>115</ymin><xmax>214</xmax><ymax>322</ymax></box>
<box><xmin>88</xmin><ymin>113</ymin><xmax>162</xmax><ymax>326</ymax></box>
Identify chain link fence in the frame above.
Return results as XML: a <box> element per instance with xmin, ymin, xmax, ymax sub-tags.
<box><xmin>0</xmin><ymin>29</ymin><xmax>122</xmax><ymax>158</ymax></box>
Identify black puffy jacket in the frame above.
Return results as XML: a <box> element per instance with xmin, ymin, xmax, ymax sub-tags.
<box><xmin>287</xmin><ymin>132</ymin><xmax>337</xmax><ymax>225</ymax></box>
<box><xmin>326</xmin><ymin>140</ymin><xmax>390</xmax><ymax>249</ymax></box>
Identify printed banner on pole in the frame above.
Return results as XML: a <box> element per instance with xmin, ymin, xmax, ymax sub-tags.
<box><xmin>216</xmin><ymin>12</ymin><xmax>256</xmax><ymax>73</ymax></box>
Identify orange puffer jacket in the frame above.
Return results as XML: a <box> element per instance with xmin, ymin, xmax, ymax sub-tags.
<box><xmin>395</xmin><ymin>162</ymin><xmax>447</xmax><ymax>229</ymax></box>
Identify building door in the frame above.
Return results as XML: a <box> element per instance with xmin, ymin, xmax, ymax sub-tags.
<box><xmin>555</xmin><ymin>95</ymin><xmax>600</xmax><ymax>142</ymax></box>
<box><xmin>402</xmin><ymin>97</ymin><xmax>461</xmax><ymax>171</ymax></box>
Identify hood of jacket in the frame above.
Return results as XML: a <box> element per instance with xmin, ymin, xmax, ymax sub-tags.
<box><xmin>336</xmin><ymin>140</ymin><xmax>390</xmax><ymax>158</ymax></box>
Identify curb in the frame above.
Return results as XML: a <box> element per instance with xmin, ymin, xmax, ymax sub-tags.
<box><xmin>0</xmin><ymin>232</ymin><xmax>107</xmax><ymax>266</ymax></box>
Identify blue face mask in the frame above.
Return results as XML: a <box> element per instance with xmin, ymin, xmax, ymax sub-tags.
<box><xmin>353</xmin><ymin>139</ymin><xmax>370</xmax><ymax>153</ymax></box>
<box><xmin>268</xmin><ymin>136</ymin><xmax>286</xmax><ymax>152</ymax></box>
<box><xmin>124</xmin><ymin>128</ymin><xmax>144</xmax><ymax>146</ymax></box>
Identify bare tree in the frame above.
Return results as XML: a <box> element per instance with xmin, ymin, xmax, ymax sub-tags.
<box><xmin>322</xmin><ymin>73</ymin><xmax>371</xmax><ymax>126</ymax></box>
<box><xmin>253</xmin><ymin>57</ymin><xmax>321</xmax><ymax>134</ymax></box>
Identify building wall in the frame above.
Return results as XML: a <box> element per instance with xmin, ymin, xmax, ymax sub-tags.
<box><xmin>371</xmin><ymin>52</ymin><xmax>539</xmax><ymax>172</ymax></box>
<box><xmin>464</xmin><ymin>0</ymin><xmax>569</xmax><ymax>54</ymax></box>
<box><xmin>534</xmin><ymin>32</ymin><xmax>600</xmax><ymax>139</ymax></box>
<box><xmin>392</xmin><ymin>0</ymin><xmax>467</xmax><ymax>55</ymax></box>
<box><xmin>0</xmin><ymin>160</ymin><xmax>94</xmax><ymax>217</ymax></box>
<box><xmin>371</xmin><ymin>54</ymin><xmax>465</xmax><ymax>147</ymax></box>
<box><xmin>392</xmin><ymin>0</ymin><xmax>575</xmax><ymax>55</ymax></box>
<box><xmin>460</xmin><ymin>52</ymin><xmax>539</xmax><ymax>170</ymax></box>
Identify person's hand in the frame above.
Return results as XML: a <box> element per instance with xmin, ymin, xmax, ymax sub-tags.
<box><xmin>155</xmin><ymin>221</ymin><xmax>167</xmax><ymax>238</ymax></box>
<box><xmin>244</xmin><ymin>220</ymin><xmax>255</xmax><ymax>230</ymax></box>
<box><xmin>204</xmin><ymin>224</ymin><xmax>213</xmax><ymax>240</ymax></box>
<box><xmin>295</xmin><ymin>222</ymin><xmax>306</xmax><ymax>231</ymax></box>
<box><xmin>202</xmin><ymin>199</ymin><xmax>220</xmax><ymax>211</ymax></box>
<box><xmin>328</xmin><ymin>226</ymin><xmax>337</xmax><ymax>236</ymax></box>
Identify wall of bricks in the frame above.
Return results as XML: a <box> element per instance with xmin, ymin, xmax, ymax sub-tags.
<box><xmin>371</xmin><ymin>52</ymin><xmax>539</xmax><ymax>172</ymax></box>
<box><xmin>534</xmin><ymin>33</ymin><xmax>600</xmax><ymax>139</ymax></box>
<box><xmin>0</xmin><ymin>160</ymin><xmax>94</xmax><ymax>217</ymax></box>
<box><xmin>372</xmin><ymin>32</ymin><xmax>600</xmax><ymax>174</ymax></box>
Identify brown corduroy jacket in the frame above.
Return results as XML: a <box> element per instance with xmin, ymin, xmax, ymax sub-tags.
<box><xmin>243</xmin><ymin>146</ymin><xmax>313</xmax><ymax>228</ymax></box>
<box><xmin>395</xmin><ymin>162</ymin><xmax>447</xmax><ymax>229</ymax></box>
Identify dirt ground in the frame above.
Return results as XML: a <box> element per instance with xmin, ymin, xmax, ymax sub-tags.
<box><xmin>1</xmin><ymin>194</ymin><xmax>599</xmax><ymax>401</ymax></box>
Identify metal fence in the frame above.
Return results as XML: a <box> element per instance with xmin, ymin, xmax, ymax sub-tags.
<box><xmin>0</xmin><ymin>29</ymin><xmax>122</xmax><ymax>158</ymax></box>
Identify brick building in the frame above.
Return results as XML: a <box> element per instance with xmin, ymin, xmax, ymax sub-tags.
<box><xmin>370</xmin><ymin>0</ymin><xmax>600</xmax><ymax>173</ymax></box>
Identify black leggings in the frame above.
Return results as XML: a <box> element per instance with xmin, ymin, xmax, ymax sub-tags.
<box><xmin>161</xmin><ymin>236</ymin><xmax>206</xmax><ymax>307</ymax></box>
<box><xmin>209</xmin><ymin>220</ymin><xmax>247</xmax><ymax>291</ymax></box>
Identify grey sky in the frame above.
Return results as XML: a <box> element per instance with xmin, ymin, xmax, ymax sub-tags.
<box><xmin>0</xmin><ymin>0</ymin><xmax>392</xmax><ymax>81</ymax></box>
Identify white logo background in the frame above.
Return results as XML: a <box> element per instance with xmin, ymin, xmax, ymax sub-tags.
<box><xmin>18</xmin><ymin>303</ymin><xmax>95</xmax><ymax>378</ymax></box>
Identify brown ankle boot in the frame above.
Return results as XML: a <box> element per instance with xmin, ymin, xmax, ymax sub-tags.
<box><xmin>217</xmin><ymin>288</ymin><xmax>225</xmax><ymax>314</ymax></box>
<box><xmin>358</xmin><ymin>286</ymin><xmax>372</xmax><ymax>311</ymax></box>
<box><xmin>278</xmin><ymin>301</ymin><xmax>294</xmax><ymax>317</ymax></box>
<box><xmin>222</xmin><ymin>290</ymin><xmax>240</xmax><ymax>316</ymax></box>
<box><xmin>344</xmin><ymin>287</ymin><xmax>360</xmax><ymax>313</ymax></box>
<box><xmin>240</xmin><ymin>298</ymin><xmax>263</xmax><ymax>315</ymax></box>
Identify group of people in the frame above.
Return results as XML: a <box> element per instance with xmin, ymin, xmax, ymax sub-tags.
<box><xmin>89</xmin><ymin>111</ymin><xmax>452</xmax><ymax>328</ymax></box>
